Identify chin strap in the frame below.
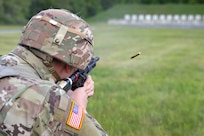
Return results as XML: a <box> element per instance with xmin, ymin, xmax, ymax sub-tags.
<box><xmin>29</xmin><ymin>48</ymin><xmax>61</xmax><ymax>81</ymax></box>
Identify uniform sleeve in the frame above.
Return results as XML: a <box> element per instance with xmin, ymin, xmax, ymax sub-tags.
<box><xmin>32</xmin><ymin>86</ymin><xmax>108</xmax><ymax>136</ymax></box>
<box><xmin>81</xmin><ymin>113</ymin><xmax>109</xmax><ymax>136</ymax></box>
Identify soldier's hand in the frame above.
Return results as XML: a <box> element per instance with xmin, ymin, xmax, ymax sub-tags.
<box><xmin>67</xmin><ymin>75</ymin><xmax>94</xmax><ymax>110</ymax></box>
<box><xmin>84</xmin><ymin>75</ymin><xmax>94</xmax><ymax>97</ymax></box>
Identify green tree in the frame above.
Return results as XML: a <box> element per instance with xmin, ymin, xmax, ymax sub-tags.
<box><xmin>86</xmin><ymin>0</ymin><xmax>102</xmax><ymax>17</ymax></box>
<box><xmin>0</xmin><ymin>0</ymin><xmax>3</xmax><ymax>23</ymax></box>
<box><xmin>67</xmin><ymin>0</ymin><xmax>87</xmax><ymax>18</ymax></box>
<box><xmin>29</xmin><ymin>0</ymin><xmax>56</xmax><ymax>18</ymax></box>
<box><xmin>29</xmin><ymin>0</ymin><xmax>89</xmax><ymax>18</ymax></box>
<box><xmin>0</xmin><ymin>0</ymin><xmax>31</xmax><ymax>24</ymax></box>
<box><xmin>101</xmin><ymin>0</ymin><xmax>116</xmax><ymax>10</ymax></box>
<box><xmin>1</xmin><ymin>0</ymin><xmax>204</xmax><ymax>24</ymax></box>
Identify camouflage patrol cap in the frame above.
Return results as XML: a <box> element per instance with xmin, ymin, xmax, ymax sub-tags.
<box><xmin>19</xmin><ymin>9</ymin><xmax>93</xmax><ymax>70</ymax></box>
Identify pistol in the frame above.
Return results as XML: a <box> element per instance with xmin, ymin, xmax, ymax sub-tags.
<box><xmin>58</xmin><ymin>56</ymin><xmax>100</xmax><ymax>92</ymax></box>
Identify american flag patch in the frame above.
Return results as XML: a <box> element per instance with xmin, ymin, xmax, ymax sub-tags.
<box><xmin>66</xmin><ymin>101</ymin><xmax>84</xmax><ymax>130</ymax></box>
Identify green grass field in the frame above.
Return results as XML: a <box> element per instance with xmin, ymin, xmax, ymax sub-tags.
<box><xmin>1</xmin><ymin>4</ymin><xmax>204</xmax><ymax>136</ymax></box>
<box><xmin>88</xmin><ymin>24</ymin><xmax>204</xmax><ymax>136</ymax></box>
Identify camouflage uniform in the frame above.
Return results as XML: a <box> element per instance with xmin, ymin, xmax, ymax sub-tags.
<box><xmin>0</xmin><ymin>9</ymin><xmax>108</xmax><ymax>136</ymax></box>
<box><xmin>0</xmin><ymin>46</ymin><xmax>108</xmax><ymax>136</ymax></box>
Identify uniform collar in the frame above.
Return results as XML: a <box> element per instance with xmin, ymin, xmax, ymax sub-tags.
<box><xmin>12</xmin><ymin>45</ymin><xmax>53</xmax><ymax>80</ymax></box>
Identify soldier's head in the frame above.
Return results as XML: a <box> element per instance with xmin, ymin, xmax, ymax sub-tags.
<box><xmin>18</xmin><ymin>9</ymin><xmax>94</xmax><ymax>80</ymax></box>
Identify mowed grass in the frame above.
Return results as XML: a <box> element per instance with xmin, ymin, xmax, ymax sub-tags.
<box><xmin>1</xmin><ymin>24</ymin><xmax>204</xmax><ymax>136</ymax></box>
<box><xmin>0</xmin><ymin>26</ymin><xmax>21</xmax><ymax>54</ymax></box>
<box><xmin>88</xmin><ymin>23</ymin><xmax>204</xmax><ymax>136</ymax></box>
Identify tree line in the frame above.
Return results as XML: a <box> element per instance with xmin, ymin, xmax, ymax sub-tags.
<box><xmin>0</xmin><ymin>0</ymin><xmax>203</xmax><ymax>25</ymax></box>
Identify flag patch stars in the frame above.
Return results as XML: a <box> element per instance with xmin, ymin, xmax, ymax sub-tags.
<box><xmin>66</xmin><ymin>101</ymin><xmax>84</xmax><ymax>130</ymax></box>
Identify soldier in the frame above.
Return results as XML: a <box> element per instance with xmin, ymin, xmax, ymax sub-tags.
<box><xmin>0</xmin><ymin>9</ymin><xmax>108</xmax><ymax>136</ymax></box>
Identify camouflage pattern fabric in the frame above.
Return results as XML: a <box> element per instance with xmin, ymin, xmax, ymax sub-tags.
<box><xmin>0</xmin><ymin>46</ymin><xmax>108</xmax><ymax>136</ymax></box>
<box><xmin>19</xmin><ymin>9</ymin><xmax>93</xmax><ymax>70</ymax></box>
